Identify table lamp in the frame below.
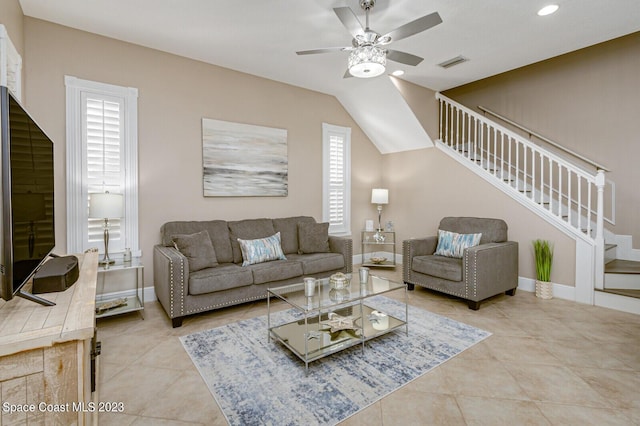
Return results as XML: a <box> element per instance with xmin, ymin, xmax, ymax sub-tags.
<box><xmin>89</xmin><ymin>192</ymin><xmax>123</xmax><ymax>265</ymax></box>
<box><xmin>371</xmin><ymin>188</ymin><xmax>388</xmax><ymax>242</ymax></box>
<box><xmin>371</xmin><ymin>188</ymin><xmax>389</xmax><ymax>231</ymax></box>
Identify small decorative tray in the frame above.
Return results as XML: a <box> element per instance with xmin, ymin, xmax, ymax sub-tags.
<box><xmin>369</xmin><ymin>257</ymin><xmax>387</xmax><ymax>264</ymax></box>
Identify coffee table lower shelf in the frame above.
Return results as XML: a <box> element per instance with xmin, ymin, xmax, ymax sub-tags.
<box><xmin>269</xmin><ymin>304</ymin><xmax>406</xmax><ymax>371</ymax></box>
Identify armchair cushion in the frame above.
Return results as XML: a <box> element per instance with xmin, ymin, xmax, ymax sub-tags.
<box><xmin>412</xmin><ymin>255</ymin><xmax>463</xmax><ymax>281</ymax></box>
<box><xmin>439</xmin><ymin>217</ymin><xmax>507</xmax><ymax>244</ymax></box>
<box><xmin>435</xmin><ymin>229</ymin><xmax>482</xmax><ymax>258</ymax></box>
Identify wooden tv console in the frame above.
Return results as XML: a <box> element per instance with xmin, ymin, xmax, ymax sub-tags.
<box><xmin>0</xmin><ymin>252</ymin><xmax>98</xmax><ymax>425</ymax></box>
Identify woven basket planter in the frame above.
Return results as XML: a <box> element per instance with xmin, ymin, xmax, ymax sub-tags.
<box><xmin>535</xmin><ymin>280</ymin><xmax>553</xmax><ymax>299</ymax></box>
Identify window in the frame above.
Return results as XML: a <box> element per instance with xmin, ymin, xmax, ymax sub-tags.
<box><xmin>65</xmin><ymin>76</ymin><xmax>139</xmax><ymax>255</ymax></box>
<box><xmin>322</xmin><ymin>123</ymin><xmax>351</xmax><ymax>235</ymax></box>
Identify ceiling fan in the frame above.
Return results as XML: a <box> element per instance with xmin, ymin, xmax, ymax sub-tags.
<box><xmin>296</xmin><ymin>0</ymin><xmax>442</xmax><ymax>78</ymax></box>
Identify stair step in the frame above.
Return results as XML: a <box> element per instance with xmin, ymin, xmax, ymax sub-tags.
<box><xmin>600</xmin><ymin>288</ymin><xmax>640</xmax><ymax>299</ymax></box>
<box><xmin>605</xmin><ymin>259</ymin><xmax>640</xmax><ymax>290</ymax></box>
<box><xmin>605</xmin><ymin>259</ymin><xmax>640</xmax><ymax>274</ymax></box>
<box><xmin>605</xmin><ymin>244</ymin><xmax>617</xmax><ymax>264</ymax></box>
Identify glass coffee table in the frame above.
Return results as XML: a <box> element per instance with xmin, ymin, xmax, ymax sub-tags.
<box><xmin>267</xmin><ymin>274</ymin><xmax>407</xmax><ymax>372</ymax></box>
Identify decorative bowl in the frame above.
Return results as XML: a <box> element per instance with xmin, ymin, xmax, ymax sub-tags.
<box><xmin>370</xmin><ymin>257</ymin><xmax>387</xmax><ymax>264</ymax></box>
<box><xmin>329</xmin><ymin>272</ymin><xmax>351</xmax><ymax>290</ymax></box>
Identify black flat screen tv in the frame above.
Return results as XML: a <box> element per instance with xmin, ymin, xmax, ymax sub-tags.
<box><xmin>1</xmin><ymin>85</ymin><xmax>56</xmax><ymax>306</ymax></box>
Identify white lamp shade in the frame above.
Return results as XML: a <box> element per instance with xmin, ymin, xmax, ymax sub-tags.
<box><xmin>371</xmin><ymin>188</ymin><xmax>389</xmax><ymax>205</ymax></box>
<box><xmin>348</xmin><ymin>46</ymin><xmax>386</xmax><ymax>78</ymax></box>
<box><xmin>89</xmin><ymin>192</ymin><xmax>123</xmax><ymax>219</ymax></box>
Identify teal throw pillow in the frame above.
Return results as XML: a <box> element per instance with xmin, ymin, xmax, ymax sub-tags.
<box><xmin>238</xmin><ymin>232</ymin><xmax>287</xmax><ymax>266</ymax></box>
<box><xmin>434</xmin><ymin>229</ymin><xmax>482</xmax><ymax>258</ymax></box>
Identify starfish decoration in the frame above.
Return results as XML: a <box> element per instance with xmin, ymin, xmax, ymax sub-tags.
<box><xmin>319</xmin><ymin>312</ymin><xmax>361</xmax><ymax>333</ymax></box>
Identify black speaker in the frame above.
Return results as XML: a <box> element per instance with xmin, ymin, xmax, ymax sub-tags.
<box><xmin>32</xmin><ymin>255</ymin><xmax>80</xmax><ymax>294</ymax></box>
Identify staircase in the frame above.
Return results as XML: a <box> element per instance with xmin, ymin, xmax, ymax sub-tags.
<box><xmin>435</xmin><ymin>93</ymin><xmax>640</xmax><ymax>309</ymax></box>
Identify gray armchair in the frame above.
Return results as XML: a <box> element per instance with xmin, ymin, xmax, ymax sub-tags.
<box><xmin>403</xmin><ymin>217</ymin><xmax>518</xmax><ymax>310</ymax></box>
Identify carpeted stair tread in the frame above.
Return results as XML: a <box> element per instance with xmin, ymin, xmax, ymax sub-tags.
<box><xmin>605</xmin><ymin>259</ymin><xmax>640</xmax><ymax>274</ymax></box>
<box><xmin>601</xmin><ymin>288</ymin><xmax>640</xmax><ymax>299</ymax></box>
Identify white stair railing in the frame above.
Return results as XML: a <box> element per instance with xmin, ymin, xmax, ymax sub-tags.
<box><xmin>436</xmin><ymin>93</ymin><xmax>607</xmax><ymax>289</ymax></box>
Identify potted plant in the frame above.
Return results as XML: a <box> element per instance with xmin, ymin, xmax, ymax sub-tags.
<box><xmin>533</xmin><ymin>239</ymin><xmax>554</xmax><ymax>299</ymax></box>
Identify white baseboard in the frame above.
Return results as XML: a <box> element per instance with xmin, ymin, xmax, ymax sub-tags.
<box><xmin>519</xmin><ymin>276</ymin><xmax>640</xmax><ymax>314</ymax></box>
<box><xmin>115</xmin><ymin>276</ymin><xmax>637</xmax><ymax>317</ymax></box>
<box><xmin>594</xmin><ymin>291</ymin><xmax>640</xmax><ymax>315</ymax></box>
<box><xmin>517</xmin><ymin>277</ymin><xmax>577</xmax><ymax>301</ymax></box>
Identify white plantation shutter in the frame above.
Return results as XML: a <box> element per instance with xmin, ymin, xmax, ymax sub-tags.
<box><xmin>66</xmin><ymin>76</ymin><xmax>139</xmax><ymax>256</ymax></box>
<box><xmin>84</xmin><ymin>95</ymin><xmax>124</xmax><ymax>247</ymax></box>
<box><xmin>0</xmin><ymin>25</ymin><xmax>22</xmax><ymax>102</ymax></box>
<box><xmin>323</xmin><ymin>123</ymin><xmax>351</xmax><ymax>235</ymax></box>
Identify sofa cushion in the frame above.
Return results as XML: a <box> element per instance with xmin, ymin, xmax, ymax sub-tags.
<box><xmin>287</xmin><ymin>253</ymin><xmax>345</xmax><ymax>275</ymax></box>
<box><xmin>228</xmin><ymin>218</ymin><xmax>276</xmax><ymax>263</ymax></box>
<box><xmin>435</xmin><ymin>229</ymin><xmax>482</xmax><ymax>258</ymax></box>
<box><xmin>297</xmin><ymin>222</ymin><xmax>330</xmax><ymax>254</ymax></box>
<box><xmin>188</xmin><ymin>263</ymin><xmax>253</xmax><ymax>295</ymax></box>
<box><xmin>238</xmin><ymin>232</ymin><xmax>287</xmax><ymax>266</ymax></box>
<box><xmin>172</xmin><ymin>231</ymin><xmax>218</xmax><ymax>272</ymax></box>
<box><xmin>250</xmin><ymin>260</ymin><xmax>304</xmax><ymax>285</ymax></box>
<box><xmin>412</xmin><ymin>255</ymin><xmax>463</xmax><ymax>282</ymax></box>
<box><xmin>273</xmin><ymin>216</ymin><xmax>316</xmax><ymax>254</ymax></box>
<box><xmin>161</xmin><ymin>220</ymin><xmax>233</xmax><ymax>263</ymax></box>
<box><xmin>439</xmin><ymin>217</ymin><xmax>507</xmax><ymax>244</ymax></box>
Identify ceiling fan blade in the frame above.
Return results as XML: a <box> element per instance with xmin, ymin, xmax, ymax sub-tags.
<box><xmin>381</xmin><ymin>12</ymin><xmax>442</xmax><ymax>43</ymax></box>
<box><xmin>386</xmin><ymin>49</ymin><xmax>424</xmax><ymax>66</ymax></box>
<box><xmin>296</xmin><ymin>47</ymin><xmax>352</xmax><ymax>55</ymax></box>
<box><xmin>333</xmin><ymin>7</ymin><xmax>364</xmax><ymax>39</ymax></box>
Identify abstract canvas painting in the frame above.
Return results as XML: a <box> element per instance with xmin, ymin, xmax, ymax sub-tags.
<box><xmin>202</xmin><ymin>118</ymin><xmax>288</xmax><ymax>196</ymax></box>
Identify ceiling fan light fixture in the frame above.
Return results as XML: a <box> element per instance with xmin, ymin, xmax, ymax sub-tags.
<box><xmin>348</xmin><ymin>46</ymin><xmax>386</xmax><ymax>78</ymax></box>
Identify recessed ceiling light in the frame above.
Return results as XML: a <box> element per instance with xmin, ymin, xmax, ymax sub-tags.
<box><xmin>538</xmin><ymin>4</ymin><xmax>559</xmax><ymax>16</ymax></box>
<box><xmin>391</xmin><ymin>70</ymin><xmax>405</xmax><ymax>76</ymax></box>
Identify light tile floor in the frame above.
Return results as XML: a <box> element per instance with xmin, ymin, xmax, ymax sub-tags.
<box><xmin>96</xmin><ymin>268</ymin><xmax>640</xmax><ymax>425</ymax></box>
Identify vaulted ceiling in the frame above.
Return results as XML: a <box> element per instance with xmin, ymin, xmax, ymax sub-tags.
<box><xmin>19</xmin><ymin>0</ymin><xmax>640</xmax><ymax>153</ymax></box>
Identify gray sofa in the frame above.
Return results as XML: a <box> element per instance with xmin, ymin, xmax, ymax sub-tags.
<box><xmin>153</xmin><ymin>216</ymin><xmax>352</xmax><ymax>327</ymax></box>
<box><xmin>403</xmin><ymin>217</ymin><xmax>518</xmax><ymax>310</ymax></box>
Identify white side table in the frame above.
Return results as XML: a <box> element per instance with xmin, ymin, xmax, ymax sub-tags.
<box><xmin>96</xmin><ymin>257</ymin><xmax>144</xmax><ymax>319</ymax></box>
<box><xmin>361</xmin><ymin>230</ymin><xmax>396</xmax><ymax>268</ymax></box>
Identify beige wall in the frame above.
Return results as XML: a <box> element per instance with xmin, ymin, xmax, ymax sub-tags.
<box><xmin>382</xmin><ymin>147</ymin><xmax>576</xmax><ymax>286</ymax></box>
<box><xmin>385</xmin><ymin>75</ymin><xmax>575</xmax><ymax>285</ymax></box>
<box><xmin>382</xmin><ymin>33</ymin><xmax>640</xmax><ymax>286</ymax></box>
<box><xmin>444</xmin><ymin>32</ymin><xmax>640</xmax><ymax>247</ymax></box>
<box><xmin>0</xmin><ymin>0</ymin><xmax>23</xmax><ymax>55</ymax></box>
<box><xmin>22</xmin><ymin>18</ymin><xmax>383</xmax><ymax>286</ymax></box>
<box><xmin>16</xmin><ymin>15</ymin><xmax>633</xmax><ymax>291</ymax></box>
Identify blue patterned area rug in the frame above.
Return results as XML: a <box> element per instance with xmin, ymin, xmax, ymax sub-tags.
<box><xmin>180</xmin><ymin>296</ymin><xmax>490</xmax><ymax>426</ymax></box>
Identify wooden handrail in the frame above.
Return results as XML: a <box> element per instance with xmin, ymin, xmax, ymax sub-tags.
<box><xmin>478</xmin><ymin>105</ymin><xmax>610</xmax><ymax>172</ymax></box>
